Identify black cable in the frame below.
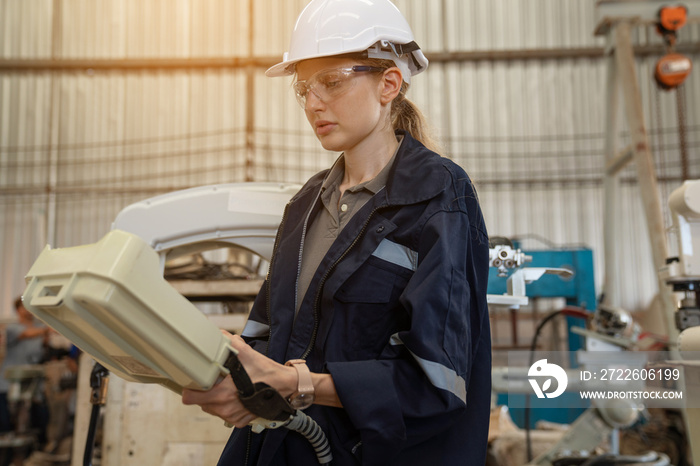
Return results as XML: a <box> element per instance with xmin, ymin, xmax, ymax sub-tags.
<box><xmin>525</xmin><ymin>310</ymin><xmax>565</xmax><ymax>462</ymax></box>
<box><xmin>525</xmin><ymin>308</ymin><xmax>589</xmax><ymax>463</ymax></box>
<box><xmin>83</xmin><ymin>404</ymin><xmax>101</xmax><ymax>466</ymax></box>
<box><xmin>84</xmin><ymin>362</ymin><xmax>109</xmax><ymax>466</ymax></box>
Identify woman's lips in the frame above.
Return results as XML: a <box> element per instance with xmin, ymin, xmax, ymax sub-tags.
<box><xmin>315</xmin><ymin>121</ymin><xmax>337</xmax><ymax>136</ymax></box>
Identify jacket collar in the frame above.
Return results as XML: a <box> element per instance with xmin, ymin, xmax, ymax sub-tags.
<box><xmin>383</xmin><ymin>130</ymin><xmax>449</xmax><ymax>206</ymax></box>
<box><xmin>291</xmin><ymin>130</ymin><xmax>448</xmax><ymax>209</ymax></box>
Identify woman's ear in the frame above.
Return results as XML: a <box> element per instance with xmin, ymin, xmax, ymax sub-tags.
<box><xmin>379</xmin><ymin>67</ymin><xmax>403</xmax><ymax>105</ymax></box>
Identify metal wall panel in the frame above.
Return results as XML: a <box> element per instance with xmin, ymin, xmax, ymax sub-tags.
<box><xmin>394</xmin><ymin>0</ymin><xmax>604</xmax><ymax>51</ymax></box>
<box><xmin>0</xmin><ymin>0</ymin><xmax>54</xmax><ymax>58</ymax></box>
<box><xmin>1</xmin><ymin>0</ymin><xmax>699</xmax><ymax>320</ymax></box>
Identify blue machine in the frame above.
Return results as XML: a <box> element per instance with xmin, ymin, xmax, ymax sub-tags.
<box><xmin>489</xmin><ymin>247</ymin><xmax>596</xmax><ymax>428</ymax></box>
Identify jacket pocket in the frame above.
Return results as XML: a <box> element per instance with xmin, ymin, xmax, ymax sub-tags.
<box><xmin>333</xmin><ymin>256</ymin><xmax>410</xmax><ymax>359</ymax></box>
<box><xmin>335</xmin><ymin>259</ymin><xmax>395</xmax><ymax>304</ymax></box>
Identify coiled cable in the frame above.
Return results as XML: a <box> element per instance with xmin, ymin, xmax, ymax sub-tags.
<box><xmin>285</xmin><ymin>410</ymin><xmax>333</xmax><ymax>464</ymax></box>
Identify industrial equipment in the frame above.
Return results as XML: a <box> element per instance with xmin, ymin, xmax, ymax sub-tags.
<box><xmin>487</xmin><ymin>242</ymin><xmax>575</xmax><ymax>310</ymax></box>
<box><xmin>489</xmin><ymin>238</ymin><xmax>531</xmax><ymax>277</ymax></box>
<box><xmin>23</xmin><ymin>229</ymin><xmax>234</xmax><ymax>394</ymax></box>
<box><xmin>657</xmin><ymin>4</ymin><xmax>688</xmax><ymax>32</ymax></box>
<box><xmin>661</xmin><ymin>179</ymin><xmax>700</xmax><ymax>462</ymax></box>
<box><xmin>654</xmin><ymin>5</ymin><xmax>692</xmax><ymax>89</ymax></box>
<box><xmin>596</xmin><ymin>2</ymin><xmax>699</xmax><ymax>459</ymax></box>
<box><xmin>661</xmin><ymin>180</ymin><xmax>700</xmax><ymax>330</ymax></box>
<box><xmin>654</xmin><ymin>53</ymin><xmax>692</xmax><ymax>89</ymax></box>
<box><xmin>506</xmin><ymin>180</ymin><xmax>700</xmax><ymax>465</ymax></box>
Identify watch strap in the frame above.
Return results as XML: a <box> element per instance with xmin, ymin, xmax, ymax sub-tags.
<box><xmin>285</xmin><ymin>359</ymin><xmax>314</xmax><ymax>398</ymax></box>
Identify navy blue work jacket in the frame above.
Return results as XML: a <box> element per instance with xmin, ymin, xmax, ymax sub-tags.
<box><xmin>219</xmin><ymin>131</ymin><xmax>491</xmax><ymax>466</ymax></box>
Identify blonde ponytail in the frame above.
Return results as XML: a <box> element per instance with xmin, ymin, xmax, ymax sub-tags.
<box><xmin>390</xmin><ymin>84</ymin><xmax>441</xmax><ymax>153</ymax></box>
<box><xmin>359</xmin><ymin>57</ymin><xmax>441</xmax><ymax>153</ymax></box>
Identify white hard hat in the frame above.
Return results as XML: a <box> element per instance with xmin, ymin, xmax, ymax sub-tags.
<box><xmin>266</xmin><ymin>0</ymin><xmax>429</xmax><ymax>84</ymax></box>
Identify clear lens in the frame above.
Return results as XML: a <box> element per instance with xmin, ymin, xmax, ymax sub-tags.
<box><xmin>293</xmin><ymin>66</ymin><xmax>383</xmax><ymax>109</ymax></box>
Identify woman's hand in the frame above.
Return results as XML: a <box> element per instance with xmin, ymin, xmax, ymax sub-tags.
<box><xmin>181</xmin><ymin>373</ymin><xmax>258</xmax><ymax>428</ymax></box>
<box><xmin>225</xmin><ymin>332</ymin><xmax>298</xmax><ymax>398</ymax></box>
<box><xmin>181</xmin><ymin>331</ymin><xmax>297</xmax><ymax>428</ymax></box>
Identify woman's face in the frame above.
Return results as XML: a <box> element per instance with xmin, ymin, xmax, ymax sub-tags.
<box><xmin>295</xmin><ymin>57</ymin><xmax>392</xmax><ymax>153</ymax></box>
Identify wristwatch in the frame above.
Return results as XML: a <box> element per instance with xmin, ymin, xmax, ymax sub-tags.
<box><xmin>285</xmin><ymin>359</ymin><xmax>315</xmax><ymax>410</ymax></box>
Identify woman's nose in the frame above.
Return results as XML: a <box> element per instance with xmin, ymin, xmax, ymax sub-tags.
<box><xmin>305</xmin><ymin>89</ymin><xmax>325</xmax><ymax>111</ymax></box>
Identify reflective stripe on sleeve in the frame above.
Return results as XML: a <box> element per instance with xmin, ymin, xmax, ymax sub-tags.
<box><xmin>390</xmin><ymin>333</ymin><xmax>467</xmax><ymax>403</ymax></box>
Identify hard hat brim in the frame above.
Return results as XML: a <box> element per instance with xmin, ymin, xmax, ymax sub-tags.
<box><xmin>265</xmin><ymin>50</ymin><xmax>371</xmax><ymax>77</ymax></box>
<box><xmin>265</xmin><ymin>48</ymin><xmax>429</xmax><ymax>79</ymax></box>
<box><xmin>265</xmin><ymin>56</ymin><xmax>314</xmax><ymax>78</ymax></box>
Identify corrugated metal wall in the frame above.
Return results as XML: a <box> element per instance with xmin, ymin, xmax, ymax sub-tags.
<box><xmin>1</xmin><ymin>0</ymin><xmax>698</xmax><ymax>318</ymax></box>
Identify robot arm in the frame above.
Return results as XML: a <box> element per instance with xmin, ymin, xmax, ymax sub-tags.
<box><xmin>663</xmin><ymin>180</ymin><xmax>700</xmax><ymax>283</ymax></box>
<box><xmin>661</xmin><ymin>180</ymin><xmax>700</xmax><ymax>331</ymax></box>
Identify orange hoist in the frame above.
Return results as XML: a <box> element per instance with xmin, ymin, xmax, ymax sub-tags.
<box><xmin>654</xmin><ymin>5</ymin><xmax>692</xmax><ymax>89</ymax></box>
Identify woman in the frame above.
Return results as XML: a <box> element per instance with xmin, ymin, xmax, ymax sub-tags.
<box><xmin>182</xmin><ymin>1</ymin><xmax>491</xmax><ymax>464</ymax></box>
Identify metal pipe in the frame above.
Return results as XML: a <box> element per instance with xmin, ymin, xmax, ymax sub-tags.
<box><xmin>3</xmin><ymin>174</ymin><xmax>696</xmax><ymax>198</ymax></box>
<box><xmin>0</xmin><ymin>57</ymin><xmax>266</xmax><ymax>71</ymax></box>
<box><xmin>1</xmin><ymin>44</ymin><xmax>698</xmax><ymax>71</ymax></box>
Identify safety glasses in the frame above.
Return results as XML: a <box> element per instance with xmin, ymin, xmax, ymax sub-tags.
<box><xmin>293</xmin><ymin>66</ymin><xmax>384</xmax><ymax>109</ymax></box>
